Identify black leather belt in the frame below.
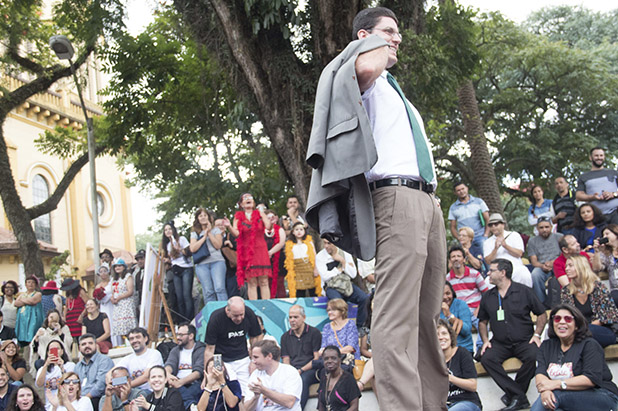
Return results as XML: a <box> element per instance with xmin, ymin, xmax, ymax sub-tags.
<box><xmin>369</xmin><ymin>177</ymin><xmax>434</xmax><ymax>193</ymax></box>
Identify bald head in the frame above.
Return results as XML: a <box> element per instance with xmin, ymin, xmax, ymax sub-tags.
<box><xmin>226</xmin><ymin>296</ymin><xmax>246</xmax><ymax>324</ymax></box>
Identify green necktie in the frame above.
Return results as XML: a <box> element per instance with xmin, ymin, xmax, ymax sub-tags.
<box><xmin>386</xmin><ymin>72</ymin><xmax>434</xmax><ymax>183</ymax></box>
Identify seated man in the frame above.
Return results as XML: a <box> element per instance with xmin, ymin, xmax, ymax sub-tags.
<box><xmin>74</xmin><ymin>333</ymin><xmax>114</xmax><ymax>410</ymax></box>
<box><xmin>527</xmin><ymin>216</ymin><xmax>563</xmax><ymax>306</ymax></box>
<box><xmin>553</xmin><ymin>234</ymin><xmax>591</xmax><ymax>287</ymax></box>
<box><xmin>100</xmin><ymin>367</ymin><xmax>147</xmax><ymax>411</ymax></box>
<box><xmin>114</xmin><ymin>327</ymin><xmax>164</xmax><ymax>391</ymax></box>
<box><xmin>479</xmin><ymin>259</ymin><xmax>547</xmax><ymax>411</ymax></box>
<box><xmin>316</xmin><ymin>239</ymin><xmax>369</xmax><ymax>327</ymax></box>
<box><xmin>0</xmin><ymin>367</ymin><xmax>15</xmax><ymax>411</ymax></box>
<box><xmin>245</xmin><ymin>340</ymin><xmax>302</xmax><ymax>411</ymax></box>
<box><xmin>165</xmin><ymin>323</ymin><xmax>205</xmax><ymax>409</ymax></box>
<box><xmin>280</xmin><ymin>305</ymin><xmax>321</xmax><ymax>410</ymax></box>
<box><xmin>483</xmin><ymin>213</ymin><xmax>532</xmax><ymax>287</ymax></box>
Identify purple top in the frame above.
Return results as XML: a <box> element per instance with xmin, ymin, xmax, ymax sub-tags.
<box><xmin>321</xmin><ymin>319</ymin><xmax>360</xmax><ymax>360</ymax></box>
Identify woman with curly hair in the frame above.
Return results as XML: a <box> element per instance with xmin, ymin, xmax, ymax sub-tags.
<box><xmin>7</xmin><ymin>385</ymin><xmax>45</xmax><ymax>411</ymax></box>
<box><xmin>0</xmin><ymin>280</ymin><xmax>20</xmax><ymax>329</ymax></box>
<box><xmin>570</xmin><ymin>203</ymin><xmax>607</xmax><ymax>253</ymax></box>
<box><xmin>229</xmin><ymin>193</ymin><xmax>272</xmax><ymax>300</ymax></box>
<box><xmin>284</xmin><ymin>222</ymin><xmax>321</xmax><ymax>297</ymax></box>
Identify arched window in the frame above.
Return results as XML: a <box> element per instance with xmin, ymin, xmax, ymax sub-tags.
<box><xmin>32</xmin><ymin>174</ymin><xmax>52</xmax><ymax>243</ymax></box>
<box><xmin>97</xmin><ymin>192</ymin><xmax>105</xmax><ymax>216</ymax></box>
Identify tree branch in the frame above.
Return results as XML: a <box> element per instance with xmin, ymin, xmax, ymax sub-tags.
<box><xmin>7</xmin><ymin>48</ymin><xmax>46</xmax><ymax>74</ymax></box>
<box><xmin>27</xmin><ymin>145</ymin><xmax>106</xmax><ymax>219</ymax></box>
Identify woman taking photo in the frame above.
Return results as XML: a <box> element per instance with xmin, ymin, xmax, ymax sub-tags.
<box><xmin>560</xmin><ymin>255</ymin><xmax>618</xmax><ymax>347</ymax></box>
<box><xmin>33</xmin><ymin>309</ymin><xmax>73</xmax><ymax>370</ymax></box>
<box><xmin>437</xmin><ymin>319</ymin><xmax>482</xmax><ymax>411</ymax></box>
<box><xmin>592</xmin><ymin>224</ymin><xmax>618</xmax><ymax>305</ymax></box>
<box><xmin>320</xmin><ymin>299</ymin><xmax>360</xmax><ymax>362</ymax></box>
<box><xmin>190</xmin><ymin>208</ymin><xmax>226</xmax><ymax>304</ymax></box>
<box><xmin>531</xmin><ymin>304</ymin><xmax>618</xmax><ymax>411</ymax></box>
<box><xmin>229</xmin><ymin>193</ymin><xmax>272</xmax><ymax>300</ymax></box>
<box><xmin>93</xmin><ymin>264</ymin><xmax>116</xmax><ymax>345</ymax></box>
<box><xmin>162</xmin><ymin>222</ymin><xmax>194</xmax><ymax>320</ymax></box>
<box><xmin>81</xmin><ymin>299</ymin><xmax>112</xmax><ymax>354</ymax></box>
<box><xmin>15</xmin><ymin>275</ymin><xmax>43</xmax><ymax>347</ymax></box>
<box><xmin>317</xmin><ymin>345</ymin><xmax>361</xmax><ymax>411</ymax></box>
<box><xmin>111</xmin><ymin>258</ymin><xmax>136</xmax><ymax>340</ymax></box>
<box><xmin>0</xmin><ymin>280</ymin><xmax>20</xmax><ymax>329</ymax></box>
<box><xmin>61</xmin><ymin>279</ymin><xmax>88</xmax><ymax>341</ymax></box>
<box><xmin>528</xmin><ymin>185</ymin><xmax>554</xmax><ymax>231</ymax></box>
<box><xmin>0</xmin><ymin>340</ymin><xmax>27</xmax><ymax>383</ymax></box>
<box><xmin>440</xmin><ymin>282</ymin><xmax>473</xmax><ymax>354</ymax></box>
<box><xmin>45</xmin><ymin>372</ymin><xmax>93</xmax><ymax>411</ymax></box>
<box><xmin>7</xmin><ymin>385</ymin><xmax>45</xmax><ymax>411</ymax></box>
<box><xmin>197</xmin><ymin>357</ymin><xmax>242</xmax><ymax>411</ymax></box>
<box><xmin>35</xmin><ymin>340</ymin><xmax>75</xmax><ymax>405</ymax></box>
<box><xmin>570</xmin><ymin>203</ymin><xmax>607</xmax><ymax>253</ymax></box>
<box><xmin>284</xmin><ymin>222</ymin><xmax>321</xmax><ymax>298</ymax></box>
<box><xmin>131</xmin><ymin>365</ymin><xmax>182</xmax><ymax>411</ymax></box>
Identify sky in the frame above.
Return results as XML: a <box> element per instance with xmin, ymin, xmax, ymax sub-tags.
<box><xmin>126</xmin><ymin>0</ymin><xmax>615</xmax><ymax>235</ymax></box>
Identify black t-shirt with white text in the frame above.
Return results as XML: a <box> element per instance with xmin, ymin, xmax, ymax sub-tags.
<box><xmin>204</xmin><ymin>306</ymin><xmax>261</xmax><ymax>362</ymax></box>
<box><xmin>447</xmin><ymin>347</ymin><xmax>482</xmax><ymax>408</ymax></box>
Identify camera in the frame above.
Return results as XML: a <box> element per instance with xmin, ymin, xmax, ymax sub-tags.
<box><xmin>599</xmin><ymin>237</ymin><xmax>609</xmax><ymax>245</ymax></box>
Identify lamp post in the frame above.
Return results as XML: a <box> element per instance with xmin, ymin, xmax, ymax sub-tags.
<box><xmin>49</xmin><ymin>35</ymin><xmax>101</xmax><ymax>275</ymax></box>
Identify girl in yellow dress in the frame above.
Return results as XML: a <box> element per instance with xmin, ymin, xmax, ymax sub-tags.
<box><xmin>284</xmin><ymin>222</ymin><xmax>322</xmax><ymax>297</ymax></box>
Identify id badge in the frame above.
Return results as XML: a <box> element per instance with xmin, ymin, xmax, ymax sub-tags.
<box><xmin>497</xmin><ymin>309</ymin><xmax>505</xmax><ymax>321</ymax></box>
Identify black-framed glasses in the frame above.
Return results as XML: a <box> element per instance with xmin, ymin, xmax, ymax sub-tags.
<box><xmin>553</xmin><ymin>315</ymin><xmax>574</xmax><ymax>323</ymax></box>
<box><xmin>62</xmin><ymin>379</ymin><xmax>80</xmax><ymax>385</ymax></box>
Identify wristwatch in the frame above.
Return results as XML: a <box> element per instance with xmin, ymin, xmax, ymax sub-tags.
<box><xmin>561</xmin><ymin>381</ymin><xmax>567</xmax><ymax>390</ymax></box>
<box><xmin>448</xmin><ymin>314</ymin><xmax>455</xmax><ymax>320</ymax></box>
<box><xmin>614</xmin><ymin>192</ymin><xmax>618</xmax><ymax>198</ymax></box>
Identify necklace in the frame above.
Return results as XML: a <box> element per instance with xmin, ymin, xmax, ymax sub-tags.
<box><xmin>325</xmin><ymin>374</ymin><xmax>338</xmax><ymax>411</ymax></box>
<box><xmin>67</xmin><ymin>298</ymin><xmax>75</xmax><ymax>311</ymax></box>
<box><xmin>265</xmin><ymin>229</ymin><xmax>275</xmax><ymax>238</ymax></box>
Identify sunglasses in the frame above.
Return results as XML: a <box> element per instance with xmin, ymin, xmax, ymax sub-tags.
<box><xmin>487</xmin><ymin>222</ymin><xmax>502</xmax><ymax>227</ymax></box>
<box><xmin>553</xmin><ymin>315</ymin><xmax>574</xmax><ymax>323</ymax></box>
<box><xmin>62</xmin><ymin>379</ymin><xmax>80</xmax><ymax>385</ymax></box>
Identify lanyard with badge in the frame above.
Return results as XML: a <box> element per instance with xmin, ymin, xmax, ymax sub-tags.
<box><xmin>497</xmin><ymin>293</ymin><xmax>505</xmax><ymax>321</ymax></box>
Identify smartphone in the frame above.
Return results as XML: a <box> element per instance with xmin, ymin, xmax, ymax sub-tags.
<box><xmin>213</xmin><ymin>354</ymin><xmax>223</xmax><ymax>371</ymax></box>
<box><xmin>49</xmin><ymin>347</ymin><xmax>59</xmax><ymax>358</ymax></box>
<box><xmin>112</xmin><ymin>376</ymin><xmax>128</xmax><ymax>386</ymax></box>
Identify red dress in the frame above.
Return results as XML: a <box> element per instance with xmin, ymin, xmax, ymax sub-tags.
<box><xmin>235</xmin><ymin>210</ymin><xmax>272</xmax><ymax>287</ymax></box>
<box><xmin>66</xmin><ymin>296</ymin><xmax>85</xmax><ymax>337</ymax></box>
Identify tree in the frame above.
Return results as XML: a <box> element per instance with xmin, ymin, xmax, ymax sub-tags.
<box><xmin>0</xmin><ymin>0</ymin><xmax>124</xmax><ymax>277</ymax></box>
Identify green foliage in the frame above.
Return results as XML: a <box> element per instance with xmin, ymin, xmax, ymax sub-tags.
<box><xmin>46</xmin><ymin>250</ymin><xmax>71</xmax><ymax>280</ymax></box>
<box><xmin>134</xmin><ymin>231</ymin><xmax>161</xmax><ymax>252</ymax></box>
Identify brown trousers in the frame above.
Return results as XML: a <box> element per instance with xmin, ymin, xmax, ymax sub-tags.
<box><xmin>371</xmin><ymin>186</ymin><xmax>448</xmax><ymax>410</ymax></box>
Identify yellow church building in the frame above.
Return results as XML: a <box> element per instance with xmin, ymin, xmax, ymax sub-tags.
<box><xmin>1</xmin><ymin>72</ymin><xmax>135</xmax><ymax>287</ymax></box>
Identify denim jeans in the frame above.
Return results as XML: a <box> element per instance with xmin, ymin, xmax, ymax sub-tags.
<box><xmin>471</xmin><ymin>315</ymin><xmax>483</xmax><ymax>352</ymax></box>
<box><xmin>590</xmin><ymin>323</ymin><xmax>617</xmax><ymax>347</ymax></box>
<box><xmin>530</xmin><ymin>387</ymin><xmax>618</xmax><ymax>411</ymax></box>
<box><xmin>448</xmin><ymin>400</ymin><xmax>481</xmax><ymax>411</ymax></box>
<box><xmin>325</xmin><ymin>284</ymin><xmax>369</xmax><ymax>327</ymax></box>
<box><xmin>178</xmin><ymin>380</ymin><xmax>202</xmax><ymax>409</ymax></box>
<box><xmin>195</xmin><ymin>260</ymin><xmax>228</xmax><ymax>304</ymax></box>
<box><xmin>531</xmin><ymin>267</ymin><xmax>552</xmax><ymax>304</ymax></box>
<box><xmin>172</xmin><ymin>266</ymin><xmax>194</xmax><ymax>321</ymax></box>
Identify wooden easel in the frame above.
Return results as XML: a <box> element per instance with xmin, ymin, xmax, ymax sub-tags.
<box><xmin>147</xmin><ymin>247</ymin><xmax>176</xmax><ymax>344</ymax></box>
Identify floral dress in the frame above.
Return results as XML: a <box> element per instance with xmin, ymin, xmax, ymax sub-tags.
<box><xmin>111</xmin><ymin>274</ymin><xmax>136</xmax><ymax>337</ymax></box>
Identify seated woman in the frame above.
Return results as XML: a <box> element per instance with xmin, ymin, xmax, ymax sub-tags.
<box><xmin>45</xmin><ymin>372</ymin><xmax>93</xmax><ymax>411</ymax></box>
<box><xmin>458</xmin><ymin>227</ymin><xmax>484</xmax><ymax>272</ymax></box>
<box><xmin>531</xmin><ymin>304</ymin><xmax>618</xmax><ymax>411</ymax></box>
<box><xmin>33</xmin><ymin>309</ymin><xmax>73</xmax><ymax>370</ymax></box>
<box><xmin>0</xmin><ymin>340</ymin><xmax>27</xmax><ymax>384</ymax></box>
<box><xmin>439</xmin><ymin>282</ymin><xmax>473</xmax><ymax>353</ymax></box>
<box><xmin>560</xmin><ymin>255</ymin><xmax>618</xmax><ymax>347</ymax></box>
<box><xmin>7</xmin><ymin>384</ymin><xmax>45</xmax><ymax>411</ymax></box>
<box><xmin>592</xmin><ymin>224</ymin><xmax>618</xmax><ymax>305</ymax></box>
<box><xmin>437</xmin><ymin>319</ymin><xmax>482</xmax><ymax>411</ymax></box>
<box><xmin>570</xmin><ymin>203</ymin><xmax>607</xmax><ymax>254</ymax></box>
<box><xmin>132</xmin><ymin>365</ymin><xmax>182</xmax><ymax>411</ymax></box>
<box><xmin>35</xmin><ymin>340</ymin><xmax>75</xmax><ymax>407</ymax></box>
<box><xmin>320</xmin><ymin>299</ymin><xmax>360</xmax><ymax>361</ymax></box>
<box><xmin>81</xmin><ymin>298</ymin><xmax>112</xmax><ymax>354</ymax></box>
<box><xmin>197</xmin><ymin>357</ymin><xmax>242</xmax><ymax>411</ymax></box>
<box><xmin>317</xmin><ymin>345</ymin><xmax>361</xmax><ymax>411</ymax></box>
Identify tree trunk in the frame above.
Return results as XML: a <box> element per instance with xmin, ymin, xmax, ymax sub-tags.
<box><xmin>456</xmin><ymin>80</ymin><xmax>504</xmax><ymax>214</ymax></box>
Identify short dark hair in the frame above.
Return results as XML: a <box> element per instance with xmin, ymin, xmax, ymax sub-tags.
<box><xmin>547</xmin><ymin>304</ymin><xmax>591</xmax><ymax>343</ymax></box>
<box><xmin>322</xmin><ymin>345</ymin><xmax>342</xmax><ymax>358</ymax></box>
<box><xmin>111</xmin><ymin>366</ymin><xmax>130</xmax><ymax>378</ymax></box>
<box><xmin>590</xmin><ymin>146</ymin><xmax>605</xmax><ymax>155</ymax></box>
<box><xmin>448</xmin><ymin>245</ymin><xmax>465</xmax><ymax>259</ymax></box>
<box><xmin>558</xmin><ymin>235</ymin><xmax>571</xmax><ymax>251</ymax></box>
<box><xmin>253</xmin><ymin>340</ymin><xmax>280</xmax><ymax>361</ymax></box>
<box><xmin>352</xmin><ymin>7</ymin><xmax>398</xmax><ymax>40</ymax></box>
<box><xmin>1</xmin><ymin>281</ymin><xmax>18</xmax><ymax>295</ymax></box>
<box><xmin>492</xmin><ymin>258</ymin><xmax>513</xmax><ymax>279</ymax></box>
<box><xmin>452</xmin><ymin>181</ymin><xmax>466</xmax><ymax>189</ymax></box>
<box><xmin>178</xmin><ymin>322</ymin><xmax>196</xmax><ymax>340</ymax></box>
<box><xmin>128</xmin><ymin>327</ymin><xmax>149</xmax><ymax>342</ymax></box>
<box><xmin>78</xmin><ymin>333</ymin><xmax>97</xmax><ymax>344</ymax></box>
<box><xmin>149</xmin><ymin>365</ymin><xmax>167</xmax><ymax>377</ymax></box>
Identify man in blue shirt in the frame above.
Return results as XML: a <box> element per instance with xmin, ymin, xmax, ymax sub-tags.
<box><xmin>74</xmin><ymin>333</ymin><xmax>114</xmax><ymax>410</ymax></box>
<box><xmin>0</xmin><ymin>367</ymin><xmax>15</xmax><ymax>411</ymax></box>
<box><xmin>448</xmin><ymin>181</ymin><xmax>490</xmax><ymax>248</ymax></box>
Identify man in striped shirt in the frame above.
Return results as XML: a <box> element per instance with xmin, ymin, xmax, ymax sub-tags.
<box><xmin>446</xmin><ymin>246</ymin><xmax>489</xmax><ymax>353</ymax></box>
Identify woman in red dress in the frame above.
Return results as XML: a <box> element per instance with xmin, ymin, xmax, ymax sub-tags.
<box><xmin>229</xmin><ymin>193</ymin><xmax>273</xmax><ymax>300</ymax></box>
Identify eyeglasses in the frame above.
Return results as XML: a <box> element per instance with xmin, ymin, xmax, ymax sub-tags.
<box><xmin>553</xmin><ymin>315</ymin><xmax>574</xmax><ymax>323</ymax></box>
<box><xmin>176</xmin><ymin>332</ymin><xmax>189</xmax><ymax>336</ymax></box>
<box><xmin>62</xmin><ymin>379</ymin><xmax>80</xmax><ymax>385</ymax></box>
<box><xmin>371</xmin><ymin>27</ymin><xmax>403</xmax><ymax>40</ymax></box>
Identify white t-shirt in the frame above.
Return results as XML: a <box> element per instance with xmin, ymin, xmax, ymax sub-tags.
<box><xmin>36</xmin><ymin>362</ymin><xmax>76</xmax><ymax>405</ymax></box>
<box><xmin>245</xmin><ymin>363</ymin><xmax>302</xmax><ymax>411</ymax></box>
<box><xmin>167</xmin><ymin>236</ymin><xmax>193</xmax><ymax>268</ymax></box>
<box><xmin>48</xmin><ymin>397</ymin><xmax>93</xmax><ymax>411</ymax></box>
<box><xmin>177</xmin><ymin>347</ymin><xmax>193</xmax><ymax>379</ymax></box>
<box><xmin>315</xmin><ymin>249</ymin><xmax>357</xmax><ymax>286</ymax></box>
<box><xmin>117</xmin><ymin>348</ymin><xmax>164</xmax><ymax>391</ymax></box>
<box><xmin>484</xmin><ymin>231</ymin><xmax>532</xmax><ymax>287</ymax></box>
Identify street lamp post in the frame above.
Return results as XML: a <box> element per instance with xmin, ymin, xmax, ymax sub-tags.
<box><xmin>49</xmin><ymin>35</ymin><xmax>101</xmax><ymax>275</ymax></box>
